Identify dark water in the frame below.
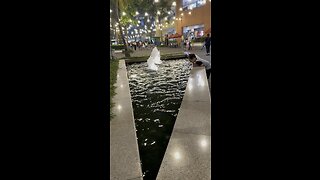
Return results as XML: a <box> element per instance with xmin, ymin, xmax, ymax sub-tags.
<box><xmin>127</xmin><ymin>59</ymin><xmax>192</xmax><ymax>180</ymax></box>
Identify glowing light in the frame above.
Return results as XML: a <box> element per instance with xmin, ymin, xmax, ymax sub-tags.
<box><xmin>145</xmin><ymin>12</ymin><xmax>148</xmax><ymax>16</ymax></box>
<box><xmin>173</xmin><ymin>17</ymin><xmax>176</xmax><ymax>19</ymax></box>
<box><xmin>147</xmin><ymin>19</ymin><xmax>150</xmax><ymax>22</ymax></box>
<box><xmin>174</xmin><ymin>151</ymin><xmax>181</xmax><ymax>160</ymax></box>
<box><xmin>188</xmin><ymin>11</ymin><xmax>192</xmax><ymax>15</ymax></box>
<box><xmin>179</xmin><ymin>7</ymin><xmax>183</xmax><ymax>11</ymax></box>
<box><xmin>117</xmin><ymin>105</ymin><xmax>122</xmax><ymax>110</ymax></box>
<box><xmin>138</xmin><ymin>20</ymin><xmax>140</xmax><ymax>23</ymax></box>
<box><xmin>157</xmin><ymin>11</ymin><xmax>160</xmax><ymax>15</ymax></box>
<box><xmin>122</xmin><ymin>12</ymin><xmax>126</xmax><ymax>16</ymax></box>
<box><xmin>136</xmin><ymin>11</ymin><xmax>139</xmax><ymax>15</ymax></box>
<box><xmin>154</xmin><ymin>0</ymin><xmax>159</xmax><ymax>2</ymax></box>
<box><xmin>172</xmin><ymin>2</ymin><xmax>176</xmax><ymax>6</ymax></box>
<box><xmin>164</xmin><ymin>17</ymin><xmax>168</xmax><ymax>20</ymax></box>
<box><xmin>110</xmin><ymin>9</ymin><xmax>112</xmax><ymax>13</ymax></box>
<box><xmin>168</xmin><ymin>11</ymin><xmax>171</xmax><ymax>14</ymax></box>
<box><xmin>181</xmin><ymin>13</ymin><xmax>184</xmax><ymax>16</ymax></box>
<box><xmin>200</xmin><ymin>139</ymin><xmax>208</xmax><ymax>148</ymax></box>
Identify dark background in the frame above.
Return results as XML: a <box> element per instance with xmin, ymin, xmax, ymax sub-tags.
<box><xmin>1</xmin><ymin>0</ymin><xmax>318</xmax><ymax>179</ymax></box>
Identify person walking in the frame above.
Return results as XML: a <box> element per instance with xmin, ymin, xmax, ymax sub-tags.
<box><xmin>204</xmin><ymin>34</ymin><xmax>211</xmax><ymax>56</ymax></box>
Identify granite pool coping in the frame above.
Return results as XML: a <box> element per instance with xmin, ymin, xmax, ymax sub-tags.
<box><xmin>110</xmin><ymin>60</ymin><xmax>143</xmax><ymax>180</ymax></box>
<box><xmin>156</xmin><ymin>67</ymin><xmax>211</xmax><ymax>180</ymax></box>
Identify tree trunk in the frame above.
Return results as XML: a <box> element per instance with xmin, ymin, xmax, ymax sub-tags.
<box><xmin>115</xmin><ymin>0</ymin><xmax>130</xmax><ymax>57</ymax></box>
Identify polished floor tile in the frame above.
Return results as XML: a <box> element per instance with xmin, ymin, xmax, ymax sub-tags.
<box><xmin>157</xmin><ymin>132</ymin><xmax>211</xmax><ymax>180</ymax></box>
<box><xmin>110</xmin><ymin>60</ymin><xmax>142</xmax><ymax>180</ymax></box>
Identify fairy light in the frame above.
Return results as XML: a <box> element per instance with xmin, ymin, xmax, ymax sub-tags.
<box><xmin>172</xmin><ymin>2</ymin><xmax>176</xmax><ymax>6</ymax></box>
<box><xmin>188</xmin><ymin>11</ymin><xmax>191</xmax><ymax>15</ymax></box>
<box><xmin>122</xmin><ymin>12</ymin><xmax>126</xmax><ymax>16</ymax></box>
<box><xmin>136</xmin><ymin>11</ymin><xmax>139</xmax><ymax>15</ymax></box>
<box><xmin>179</xmin><ymin>7</ymin><xmax>183</xmax><ymax>11</ymax></box>
<box><xmin>145</xmin><ymin>12</ymin><xmax>148</xmax><ymax>16</ymax></box>
<box><xmin>181</xmin><ymin>13</ymin><xmax>184</xmax><ymax>16</ymax></box>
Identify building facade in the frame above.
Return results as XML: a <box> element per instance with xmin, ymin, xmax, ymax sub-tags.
<box><xmin>175</xmin><ymin>0</ymin><xmax>211</xmax><ymax>45</ymax></box>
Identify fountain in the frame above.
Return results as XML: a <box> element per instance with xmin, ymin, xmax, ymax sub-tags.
<box><xmin>147</xmin><ymin>47</ymin><xmax>162</xmax><ymax>71</ymax></box>
<box><xmin>128</xmin><ymin>58</ymin><xmax>192</xmax><ymax>180</ymax></box>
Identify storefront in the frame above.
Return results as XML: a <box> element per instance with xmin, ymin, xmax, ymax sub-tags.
<box><xmin>182</xmin><ymin>24</ymin><xmax>205</xmax><ymax>39</ymax></box>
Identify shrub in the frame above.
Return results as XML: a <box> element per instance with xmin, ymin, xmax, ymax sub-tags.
<box><xmin>111</xmin><ymin>44</ymin><xmax>125</xmax><ymax>50</ymax></box>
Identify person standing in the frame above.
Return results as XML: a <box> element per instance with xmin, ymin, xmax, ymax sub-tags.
<box><xmin>204</xmin><ymin>34</ymin><xmax>211</xmax><ymax>56</ymax></box>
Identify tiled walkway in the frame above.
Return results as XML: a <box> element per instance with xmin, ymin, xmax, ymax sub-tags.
<box><xmin>156</xmin><ymin>67</ymin><xmax>211</xmax><ymax>179</ymax></box>
<box><xmin>110</xmin><ymin>60</ymin><xmax>143</xmax><ymax>180</ymax></box>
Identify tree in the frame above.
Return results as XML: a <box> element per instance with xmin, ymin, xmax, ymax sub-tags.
<box><xmin>110</xmin><ymin>0</ymin><xmax>136</xmax><ymax>57</ymax></box>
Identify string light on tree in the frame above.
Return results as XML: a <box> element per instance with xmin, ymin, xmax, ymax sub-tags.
<box><xmin>145</xmin><ymin>12</ymin><xmax>148</xmax><ymax>16</ymax></box>
<box><xmin>154</xmin><ymin>0</ymin><xmax>159</xmax><ymax>3</ymax></box>
<box><xmin>181</xmin><ymin>13</ymin><xmax>184</xmax><ymax>16</ymax></box>
<box><xmin>172</xmin><ymin>2</ymin><xmax>176</xmax><ymax>6</ymax></box>
<box><xmin>122</xmin><ymin>12</ymin><xmax>126</xmax><ymax>16</ymax></box>
<box><xmin>179</xmin><ymin>7</ymin><xmax>183</xmax><ymax>11</ymax></box>
<box><xmin>188</xmin><ymin>11</ymin><xmax>191</xmax><ymax>15</ymax></box>
<box><xmin>110</xmin><ymin>9</ymin><xmax>112</xmax><ymax>13</ymax></box>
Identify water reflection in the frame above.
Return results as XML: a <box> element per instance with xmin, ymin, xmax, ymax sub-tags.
<box><xmin>127</xmin><ymin>59</ymin><xmax>192</xmax><ymax>180</ymax></box>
